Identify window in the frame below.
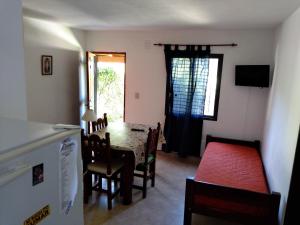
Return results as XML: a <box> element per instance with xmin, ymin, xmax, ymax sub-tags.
<box><xmin>171</xmin><ymin>54</ymin><xmax>223</xmax><ymax>120</ymax></box>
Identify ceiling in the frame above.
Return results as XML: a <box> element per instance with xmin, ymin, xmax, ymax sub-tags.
<box><xmin>22</xmin><ymin>0</ymin><xmax>300</xmax><ymax>30</ymax></box>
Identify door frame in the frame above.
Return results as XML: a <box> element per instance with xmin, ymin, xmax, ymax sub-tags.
<box><xmin>86</xmin><ymin>51</ymin><xmax>127</xmax><ymax>122</ymax></box>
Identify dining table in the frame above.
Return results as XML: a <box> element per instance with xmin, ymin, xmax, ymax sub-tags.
<box><xmin>93</xmin><ymin>121</ymin><xmax>157</xmax><ymax>204</ymax></box>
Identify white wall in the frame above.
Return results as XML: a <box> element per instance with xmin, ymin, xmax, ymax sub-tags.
<box><xmin>0</xmin><ymin>0</ymin><xmax>27</xmax><ymax>120</ymax></box>
<box><xmin>23</xmin><ymin>15</ymin><xmax>86</xmax><ymax>125</ymax></box>
<box><xmin>262</xmin><ymin>7</ymin><xmax>300</xmax><ymax>223</ymax></box>
<box><xmin>86</xmin><ymin>29</ymin><xmax>274</xmax><ymax>152</ymax></box>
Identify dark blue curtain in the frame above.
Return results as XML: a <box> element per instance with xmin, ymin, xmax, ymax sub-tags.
<box><xmin>163</xmin><ymin>45</ymin><xmax>210</xmax><ymax>157</ymax></box>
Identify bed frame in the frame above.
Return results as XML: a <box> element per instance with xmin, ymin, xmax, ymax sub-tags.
<box><xmin>183</xmin><ymin>135</ymin><xmax>281</xmax><ymax>225</ymax></box>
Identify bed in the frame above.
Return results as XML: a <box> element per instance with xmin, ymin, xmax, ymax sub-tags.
<box><xmin>183</xmin><ymin>135</ymin><xmax>281</xmax><ymax>225</ymax></box>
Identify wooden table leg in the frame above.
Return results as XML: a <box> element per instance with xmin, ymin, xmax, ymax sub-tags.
<box><xmin>122</xmin><ymin>152</ymin><xmax>134</xmax><ymax>205</ymax></box>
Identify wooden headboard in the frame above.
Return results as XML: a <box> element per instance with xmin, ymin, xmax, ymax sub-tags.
<box><xmin>206</xmin><ymin>134</ymin><xmax>261</xmax><ymax>151</ymax></box>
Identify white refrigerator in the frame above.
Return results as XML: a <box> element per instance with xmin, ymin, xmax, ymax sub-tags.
<box><xmin>0</xmin><ymin>117</ymin><xmax>84</xmax><ymax>225</ymax></box>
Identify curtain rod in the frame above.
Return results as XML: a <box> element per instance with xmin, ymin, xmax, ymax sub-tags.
<box><xmin>154</xmin><ymin>43</ymin><xmax>238</xmax><ymax>47</ymax></box>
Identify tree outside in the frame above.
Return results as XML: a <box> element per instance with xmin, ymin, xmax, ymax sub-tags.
<box><xmin>96</xmin><ymin>64</ymin><xmax>124</xmax><ymax>122</ymax></box>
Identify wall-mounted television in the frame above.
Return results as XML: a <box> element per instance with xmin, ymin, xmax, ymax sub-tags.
<box><xmin>235</xmin><ymin>65</ymin><xmax>270</xmax><ymax>87</ymax></box>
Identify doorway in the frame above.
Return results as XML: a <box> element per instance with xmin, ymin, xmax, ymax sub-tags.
<box><xmin>87</xmin><ymin>52</ymin><xmax>126</xmax><ymax>122</ymax></box>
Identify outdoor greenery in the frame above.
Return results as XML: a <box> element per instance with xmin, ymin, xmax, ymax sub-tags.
<box><xmin>97</xmin><ymin>66</ymin><xmax>124</xmax><ymax>122</ymax></box>
<box><xmin>97</xmin><ymin>68</ymin><xmax>117</xmax><ymax>94</ymax></box>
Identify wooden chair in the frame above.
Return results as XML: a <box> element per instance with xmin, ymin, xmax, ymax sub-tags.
<box><xmin>92</xmin><ymin>113</ymin><xmax>108</xmax><ymax>132</ymax></box>
<box><xmin>133</xmin><ymin>123</ymin><xmax>161</xmax><ymax>198</ymax></box>
<box><xmin>86</xmin><ymin>133</ymin><xmax>124</xmax><ymax>209</ymax></box>
<box><xmin>81</xmin><ymin>129</ymin><xmax>90</xmax><ymax>203</ymax></box>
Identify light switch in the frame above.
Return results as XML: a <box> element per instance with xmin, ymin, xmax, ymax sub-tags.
<box><xmin>134</xmin><ymin>92</ymin><xmax>140</xmax><ymax>99</ymax></box>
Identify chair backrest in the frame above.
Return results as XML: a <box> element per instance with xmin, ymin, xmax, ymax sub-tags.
<box><xmin>104</xmin><ymin>113</ymin><xmax>108</xmax><ymax>126</ymax></box>
<box><xmin>144</xmin><ymin>122</ymin><xmax>161</xmax><ymax>163</ymax></box>
<box><xmin>88</xmin><ymin>133</ymin><xmax>112</xmax><ymax>175</ymax></box>
<box><xmin>151</xmin><ymin>122</ymin><xmax>161</xmax><ymax>154</ymax></box>
<box><xmin>96</xmin><ymin>118</ymin><xmax>106</xmax><ymax>130</ymax></box>
<box><xmin>92</xmin><ymin>113</ymin><xmax>108</xmax><ymax>132</ymax></box>
<box><xmin>156</xmin><ymin>122</ymin><xmax>161</xmax><ymax>144</ymax></box>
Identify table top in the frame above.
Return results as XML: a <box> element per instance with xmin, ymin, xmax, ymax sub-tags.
<box><xmin>95</xmin><ymin>122</ymin><xmax>152</xmax><ymax>165</ymax></box>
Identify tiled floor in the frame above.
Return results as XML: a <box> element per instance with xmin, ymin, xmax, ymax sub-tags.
<box><xmin>84</xmin><ymin>151</ymin><xmax>239</xmax><ymax>225</ymax></box>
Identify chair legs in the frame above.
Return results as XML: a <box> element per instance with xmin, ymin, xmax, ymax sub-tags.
<box><xmin>107</xmin><ymin>177</ymin><xmax>112</xmax><ymax>210</ymax></box>
<box><xmin>84</xmin><ymin>172</ymin><xmax>123</xmax><ymax>210</ymax></box>
<box><xmin>83</xmin><ymin>173</ymin><xmax>91</xmax><ymax>204</ymax></box>
<box><xmin>133</xmin><ymin>160</ymin><xmax>157</xmax><ymax>199</ymax></box>
<box><xmin>98</xmin><ymin>176</ymin><xmax>103</xmax><ymax>192</ymax></box>
<box><xmin>142</xmin><ymin>168</ymin><xmax>148</xmax><ymax>198</ymax></box>
<box><xmin>114</xmin><ymin>178</ymin><xmax>118</xmax><ymax>189</ymax></box>
<box><xmin>120</xmin><ymin>171</ymin><xmax>124</xmax><ymax>197</ymax></box>
<box><xmin>150</xmin><ymin>161</ymin><xmax>156</xmax><ymax>187</ymax></box>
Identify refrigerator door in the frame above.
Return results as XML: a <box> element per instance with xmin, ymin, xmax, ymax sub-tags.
<box><xmin>0</xmin><ymin>133</ymin><xmax>83</xmax><ymax>225</ymax></box>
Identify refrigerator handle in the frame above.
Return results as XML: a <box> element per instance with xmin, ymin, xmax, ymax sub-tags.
<box><xmin>0</xmin><ymin>164</ymin><xmax>31</xmax><ymax>187</ymax></box>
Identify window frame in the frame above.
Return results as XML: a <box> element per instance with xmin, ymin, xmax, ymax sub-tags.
<box><xmin>169</xmin><ymin>54</ymin><xmax>223</xmax><ymax>121</ymax></box>
<box><xmin>201</xmin><ymin>54</ymin><xmax>223</xmax><ymax>121</ymax></box>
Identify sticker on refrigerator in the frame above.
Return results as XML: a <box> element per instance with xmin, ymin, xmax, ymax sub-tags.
<box><xmin>32</xmin><ymin>163</ymin><xmax>44</xmax><ymax>186</ymax></box>
<box><xmin>59</xmin><ymin>138</ymin><xmax>78</xmax><ymax>215</ymax></box>
<box><xmin>23</xmin><ymin>205</ymin><xmax>50</xmax><ymax>225</ymax></box>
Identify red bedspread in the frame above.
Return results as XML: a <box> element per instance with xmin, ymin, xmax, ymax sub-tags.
<box><xmin>195</xmin><ymin>142</ymin><xmax>269</xmax><ymax>194</ymax></box>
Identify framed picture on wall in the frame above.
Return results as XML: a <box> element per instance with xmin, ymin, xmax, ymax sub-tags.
<box><xmin>41</xmin><ymin>55</ymin><xmax>53</xmax><ymax>75</ymax></box>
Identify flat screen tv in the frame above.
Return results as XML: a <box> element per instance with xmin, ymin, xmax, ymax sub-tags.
<box><xmin>235</xmin><ymin>65</ymin><xmax>270</xmax><ymax>87</ymax></box>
